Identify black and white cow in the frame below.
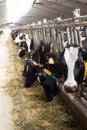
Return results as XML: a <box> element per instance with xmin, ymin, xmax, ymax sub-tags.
<box><xmin>15</xmin><ymin>33</ymin><xmax>25</xmax><ymax>45</ymax></box>
<box><xmin>22</xmin><ymin>40</ymin><xmax>54</xmax><ymax>92</ymax></box>
<box><xmin>11</xmin><ymin>30</ymin><xmax>18</xmax><ymax>40</ymax></box>
<box><xmin>23</xmin><ymin>58</ymin><xmax>39</xmax><ymax>88</ymax></box>
<box><xmin>39</xmin><ymin>52</ymin><xmax>62</xmax><ymax>101</ymax></box>
<box><xmin>15</xmin><ymin>33</ymin><xmax>34</xmax><ymax>58</ymax></box>
<box><xmin>60</xmin><ymin>44</ymin><xmax>87</xmax><ymax>93</ymax></box>
<box><xmin>27</xmin><ymin>42</ymin><xmax>87</xmax><ymax>100</ymax></box>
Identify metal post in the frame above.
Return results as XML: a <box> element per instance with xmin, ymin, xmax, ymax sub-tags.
<box><xmin>66</xmin><ymin>27</ymin><xmax>71</xmax><ymax>44</ymax></box>
<box><xmin>60</xmin><ymin>30</ymin><xmax>64</xmax><ymax>50</ymax></box>
<box><xmin>74</xmin><ymin>28</ymin><xmax>79</xmax><ymax>45</ymax></box>
<box><xmin>77</xmin><ymin>29</ymin><xmax>82</xmax><ymax>47</ymax></box>
<box><xmin>70</xmin><ymin>27</ymin><xmax>75</xmax><ymax>44</ymax></box>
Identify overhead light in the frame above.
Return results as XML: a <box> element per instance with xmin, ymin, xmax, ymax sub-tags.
<box><xmin>6</xmin><ymin>0</ymin><xmax>34</xmax><ymax>23</ymax></box>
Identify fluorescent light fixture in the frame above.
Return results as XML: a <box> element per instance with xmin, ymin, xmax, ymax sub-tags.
<box><xmin>6</xmin><ymin>0</ymin><xmax>34</xmax><ymax>23</ymax></box>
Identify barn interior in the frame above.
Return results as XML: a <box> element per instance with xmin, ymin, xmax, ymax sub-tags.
<box><xmin>0</xmin><ymin>0</ymin><xmax>87</xmax><ymax>29</ymax></box>
<box><xmin>0</xmin><ymin>0</ymin><xmax>87</xmax><ymax>130</ymax></box>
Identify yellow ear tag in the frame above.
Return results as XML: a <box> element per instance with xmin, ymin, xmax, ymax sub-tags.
<box><xmin>84</xmin><ymin>61</ymin><xmax>87</xmax><ymax>80</ymax></box>
<box><xmin>33</xmin><ymin>61</ymin><xmax>38</xmax><ymax>66</ymax></box>
<box><xmin>48</xmin><ymin>57</ymin><xmax>54</xmax><ymax>64</ymax></box>
<box><xmin>50</xmin><ymin>49</ymin><xmax>53</xmax><ymax>53</ymax></box>
<box><xmin>22</xmin><ymin>38</ymin><xmax>26</xmax><ymax>42</ymax></box>
<box><xmin>42</xmin><ymin>47</ymin><xmax>44</xmax><ymax>52</ymax></box>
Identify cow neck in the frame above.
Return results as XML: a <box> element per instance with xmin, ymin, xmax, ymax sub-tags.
<box><xmin>27</xmin><ymin>58</ymin><xmax>39</xmax><ymax>66</ymax></box>
<box><xmin>44</xmin><ymin>64</ymin><xmax>61</xmax><ymax>82</ymax></box>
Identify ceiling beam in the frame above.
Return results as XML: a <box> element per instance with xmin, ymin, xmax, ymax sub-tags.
<box><xmin>59</xmin><ymin>0</ymin><xmax>87</xmax><ymax>12</ymax></box>
<box><xmin>33</xmin><ymin>4</ymin><xmax>71</xmax><ymax>18</ymax></box>
<box><xmin>28</xmin><ymin>7</ymin><xmax>60</xmax><ymax>18</ymax></box>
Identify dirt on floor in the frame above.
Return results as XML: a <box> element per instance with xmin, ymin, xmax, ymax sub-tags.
<box><xmin>0</xmin><ymin>33</ymin><xmax>84</xmax><ymax>130</ymax></box>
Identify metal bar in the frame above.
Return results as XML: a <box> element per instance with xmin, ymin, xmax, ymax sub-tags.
<box><xmin>59</xmin><ymin>85</ymin><xmax>87</xmax><ymax>130</ymax></box>
<box><xmin>70</xmin><ymin>27</ymin><xmax>75</xmax><ymax>44</ymax></box>
<box><xmin>74</xmin><ymin>28</ymin><xmax>79</xmax><ymax>45</ymax></box>
<box><xmin>66</xmin><ymin>27</ymin><xmax>71</xmax><ymax>44</ymax></box>
<box><xmin>77</xmin><ymin>29</ymin><xmax>82</xmax><ymax>47</ymax></box>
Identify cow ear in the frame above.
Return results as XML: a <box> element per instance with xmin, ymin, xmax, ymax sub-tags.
<box><xmin>59</xmin><ymin>49</ymin><xmax>65</xmax><ymax>58</ymax></box>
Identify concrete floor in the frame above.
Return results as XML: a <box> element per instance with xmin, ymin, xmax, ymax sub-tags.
<box><xmin>0</xmin><ymin>33</ymin><xmax>16</xmax><ymax>130</ymax></box>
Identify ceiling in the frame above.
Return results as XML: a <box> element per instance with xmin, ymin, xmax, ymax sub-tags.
<box><xmin>0</xmin><ymin>0</ymin><xmax>87</xmax><ymax>29</ymax></box>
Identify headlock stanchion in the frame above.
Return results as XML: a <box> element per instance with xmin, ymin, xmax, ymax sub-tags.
<box><xmin>16</xmin><ymin>10</ymin><xmax>87</xmax><ymax>52</ymax></box>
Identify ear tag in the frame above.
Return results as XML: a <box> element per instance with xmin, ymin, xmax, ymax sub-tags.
<box><xmin>50</xmin><ymin>49</ymin><xmax>53</xmax><ymax>53</ymax></box>
<box><xmin>48</xmin><ymin>57</ymin><xmax>54</xmax><ymax>64</ymax></box>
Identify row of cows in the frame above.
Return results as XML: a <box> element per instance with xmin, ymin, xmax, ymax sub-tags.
<box><xmin>11</xmin><ymin>31</ymin><xmax>87</xmax><ymax>101</ymax></box>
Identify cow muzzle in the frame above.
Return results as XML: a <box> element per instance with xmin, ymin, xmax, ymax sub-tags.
<box><xmin>64</xmin><ymin>85</ymin><xmax>78</xmax><ymax>93</ymax></box>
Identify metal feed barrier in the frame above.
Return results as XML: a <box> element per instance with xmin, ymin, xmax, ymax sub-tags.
<box><xmin>17</xmin><ymin>9</ymin><xmax>87</xmax><ymax>52</ymax></box>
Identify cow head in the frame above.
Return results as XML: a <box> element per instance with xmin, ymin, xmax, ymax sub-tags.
<box><xmin>39</xmin><ymin>41</ymin><xmax>54</xmax><ymax>64</ymax></box>
<box><xmin>11</xmin><ymin>30</ymin><xmax>18</xmax><ymax>40</ymax></box>
<box><xmin>22</xmin><ymin>59</ymin><xmax>39</xmax><ymax>87</ymax></box>
<box><xmin>32</xmin><ymin>40</ymin><xmax>54</xmax><ymax>65</ymax></box>
<box><xmin>15</xmin><ymin>33</ymin><xmax>24</xmax><ymax>44</ymax></box>
<box><xmin>17</xmin><ymin>47</ymin><xmax>26</xmax><ymax>58</ymax></box>
<box><xmin>61</xmin><ymin>44</ymin><xmax>87</xmax><ymax>93</ymax></box>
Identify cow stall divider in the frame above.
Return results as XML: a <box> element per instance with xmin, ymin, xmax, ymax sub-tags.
<box><xmin>15</xmin><ymin>10</ymin><xmax>87</xmax><ymax>129</ymax></box>
<box><xmin>17</xmin><ymin>14</ymin><xmax>87</xmax><ymax>52</ymax></box>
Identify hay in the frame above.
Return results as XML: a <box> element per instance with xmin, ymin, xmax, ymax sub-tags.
<box><xmin>3</xmin><ymin>35</ymin><xmax>83</xmax><ymax>130</ymax></box>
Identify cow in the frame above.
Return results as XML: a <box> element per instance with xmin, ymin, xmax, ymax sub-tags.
<box><xmin>14</xmin><ymin>33</ymin><xmax>25</xmax><ymax>44</ymax></box>
<box><xmin>22</xmin><ymin>40</ymin><xmax>54</xmax><ymax>93</ymax></box>
<box><xmin>60</xmin><ymin>44</ymin><xmax>87</xmax><ymax>93</ymax></box>
<box><xmin>33</xmin><ymin>40</ymin><xmax>54</xmax><ymax>64</ymax></box>
<box><xmin>11</xmin><ymin>30</ymin><xmax>18</xmax><ymax>40</ymax></box>
<box><xmin>39</xmin><ymin>52</ymin><xmax>62</xmax><ymax>101</ymax></box>
<box><xmin>15</xmin><ymin>33</ymin><xmax>34</xmax><ymax>58</ymax></box>
<box><xmin>22</xmin><ymin>57</ymin><xmax>39</xmax><ymax>91</ymax></box>
<box><xmin>42</xmin><ymin>43</ymin><xmax>87</xmax><ymax>97</ymax></box>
